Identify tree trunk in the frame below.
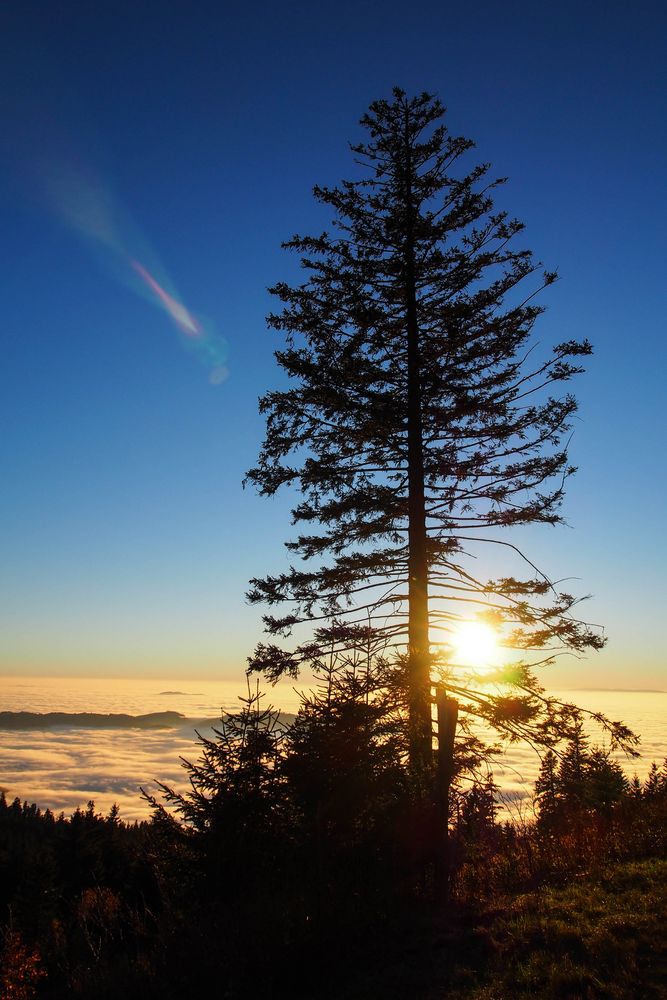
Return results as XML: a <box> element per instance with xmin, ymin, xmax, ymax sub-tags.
<box><xmin>435</xmin><ymin>686</ymin><xmax>458</xmax><ymax>900</ymax></box>
<box><xmin>403</xmin><ymin>128</ymin><xmax>432</xmax><ymax>775</ymax></box>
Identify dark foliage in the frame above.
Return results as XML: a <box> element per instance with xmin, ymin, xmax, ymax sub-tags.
<box><xmin>0</xmin><ymin>794</ymin><xmax>160</xmax><ymax>997</ymax></box>
<box><xmin>3</xmin><ymin>747</ymin><xmax>667</xmax><ymax>997</ymax></box>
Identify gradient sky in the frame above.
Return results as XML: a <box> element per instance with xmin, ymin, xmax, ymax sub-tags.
<box><xmin>1</xmin><ymin>1</ymin><xmax>665</xmax><ymax>689</ymax></box>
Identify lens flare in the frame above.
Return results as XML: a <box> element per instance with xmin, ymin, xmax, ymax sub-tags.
<box><xmin>36</xmin><ymin>159</ymin><xmax>228</xmax><ymax>381</ymax></box>
<box><xmin>129</xmin><ymin>259</ymin><xmax>200</xmax><ymax>337</ymax></box>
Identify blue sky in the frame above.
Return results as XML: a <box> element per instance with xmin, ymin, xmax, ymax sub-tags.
<box><xmin>0</xmin><ymin>0</ymin><xmax>665</xmax><ymax>687</ymax></box>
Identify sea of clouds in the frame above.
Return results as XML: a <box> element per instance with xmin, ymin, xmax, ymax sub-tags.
<box><xmin>0</xmin><ymin>719</ymin><xmax>221</xmax><ymax>821</ymax></box>
<box><xmin>0</xmin><ymin>679</ymin><xmax>664</xmax><ymax>823</ymax></box>
<box><xmin>0</xmin><ymin>676</ymin><xmax>299</xmax><ymax>821</ymax></box>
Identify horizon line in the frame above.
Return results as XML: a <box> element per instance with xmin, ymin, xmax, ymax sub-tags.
<box><xmin>0</xmin><ymin>674</ymin><xmax>663</xmax><ymax>695</ymax></box>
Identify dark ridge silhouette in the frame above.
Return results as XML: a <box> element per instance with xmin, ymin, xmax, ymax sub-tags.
<box><xmin>0</xmin><ymin>710</ymin><xmax>186</xmax><ymax>730</ymax></box>
<box><xmin>0</xmin><ymin>709</ymin><xmax>298</xmax><ymax>731</ymax></box>
<box><xmin>157</xmin><ymin>690</ymin><xmax>201</xmax><ymax>695</ymax></box>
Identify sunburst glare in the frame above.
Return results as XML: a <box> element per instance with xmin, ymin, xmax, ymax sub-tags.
<box><xmin>450</xmin><ymin>621</ymin><xmax>500</xmax><ymax>671</ymax></box>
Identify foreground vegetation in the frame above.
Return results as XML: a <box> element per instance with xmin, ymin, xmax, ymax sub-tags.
<box><xmin>469</xmin><ymin>859</ymin><xmax>667</xmax><ymax>1000</ymax></box>
<box><xmin>305</xmin><ymin>857</ymin><xmax>667</xmax><ymax>1000</ymax></box>
<box><xmin>1</xmin><ymin>705</ymin><xmax>666</xmax><ymax>998</ymax></box>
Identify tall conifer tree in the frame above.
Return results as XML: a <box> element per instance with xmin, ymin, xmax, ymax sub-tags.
<box><xmin>246</xmin><ymin>89</ymin><xmax>628</xmax><ymax>773</ymax></box>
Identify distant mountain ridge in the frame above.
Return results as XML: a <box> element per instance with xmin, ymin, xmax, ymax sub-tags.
<box><xmin>0</xmin><ymin>711</ymin><xmax>187</xmax><ymax>730</ymax></box>
<box><xmin>0</xmin><ymin>710</ymin><xmax>298</xmax><ymax>730</ymax></box>
<box><xmin>158</xmin><ymin>690</ymin><xmax>201</xmax><ymax>696</ymax></box>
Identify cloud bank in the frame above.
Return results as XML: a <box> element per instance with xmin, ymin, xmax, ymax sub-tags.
<box><xmin>0</xmin><ymin>721</ymin><xmax>214</xmax><ymax>821</ymax></box>
<box><xmin>1</xmin><ymin>690</ymin><xmax>662</xmax><ymax>824</ymax></box>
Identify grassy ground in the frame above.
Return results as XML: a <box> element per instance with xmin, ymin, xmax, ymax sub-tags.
<box><xmin>458</xmin><ymin>859</ymin><xmax>667</xmax><ymax>999</ymax></box>
<box><xmin>322</xmin><ymin>859</ymin><xmax>667</xmax><ymax>1000</ymax></box>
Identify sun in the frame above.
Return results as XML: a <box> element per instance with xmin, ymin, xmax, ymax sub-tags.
<box><xmin>450</xmin><ymin>621</ymin><xmax>499</xmax><ymax>670</ymax></box>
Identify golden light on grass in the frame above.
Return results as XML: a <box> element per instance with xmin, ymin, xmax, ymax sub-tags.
<box><xmin>450</xmin><ymin>621</ymin><xmax>500</xmax><ymax>671</ymax></box>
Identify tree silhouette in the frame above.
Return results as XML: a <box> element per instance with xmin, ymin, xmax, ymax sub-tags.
<box><xmin>535</xmin><ymin>727</ymin><xmax>629</xmax><ymax>832</ymax></box>
<box><xmin>245</xmin><ymin>89</ymin><xmax>636</xmax><ymax>789</ymax></box>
